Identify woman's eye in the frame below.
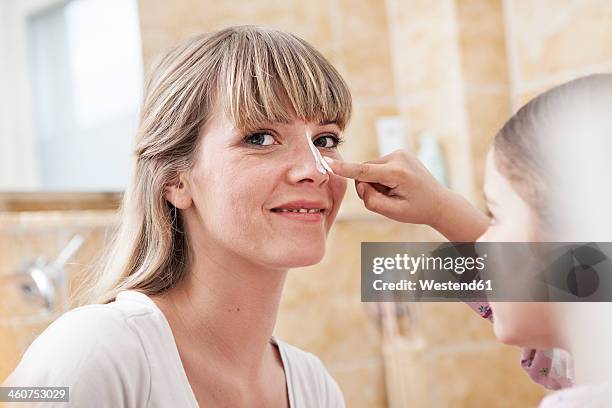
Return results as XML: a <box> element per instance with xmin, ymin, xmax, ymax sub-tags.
<box><xmin>313</xmin><ymin>134</ymin><xmax>342</xmax><ymax>149</ymax></box>
<box><xmin>245</xmin><ymin>132</ymin><xmax>276</xmax><ymax>146</ymax></box>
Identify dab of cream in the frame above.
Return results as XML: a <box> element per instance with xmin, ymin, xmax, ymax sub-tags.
<box><xmin>305</xmin><ymin>130</ymin><xmax>334</xmax><ymax>174</ymax></box>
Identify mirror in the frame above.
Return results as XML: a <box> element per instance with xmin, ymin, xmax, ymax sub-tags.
<box><xmin>0</xmin><ymin>0</ymin><xmax>144</xmax><ymax>192</ymax></box>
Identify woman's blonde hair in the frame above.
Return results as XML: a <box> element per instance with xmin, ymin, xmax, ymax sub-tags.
<box><xmin>78</xmin><ymin>25</ymin><xmax>352</xmax><ymax>305</ymax></box>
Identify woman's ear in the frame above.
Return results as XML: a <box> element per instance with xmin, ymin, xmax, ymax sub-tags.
<box><xmin>163</xmin><ymin>177</ymin><xmax>193</xmax><ymax>209</ymax></box>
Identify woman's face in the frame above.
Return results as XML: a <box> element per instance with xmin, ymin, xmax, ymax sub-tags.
<box><xmin>477</xmin><ymin>149</ymin><xmax>558</xmax><ymax>349</ymax></box>
<box><xmin>182</xmin><ymin>105</ymin><xmax>347</xmax><ymax>271</ymax></box>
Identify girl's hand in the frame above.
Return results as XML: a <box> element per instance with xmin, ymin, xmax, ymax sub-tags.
<box><xmin>324</xmin><ymin>150</ymin><xmax>489</xmax><ymax>241</ymax></box>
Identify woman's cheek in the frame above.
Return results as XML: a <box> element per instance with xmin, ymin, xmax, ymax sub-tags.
<box><xmin>330</xmin><ymin>176</ymin><xmax>347</xmax><ymax>209</ymax></box>
<box><xmin>324</xmin><ymin>176</ymin><xmax>347</xmax><ymax>232</ymax></box>
<box><xmin>330</xmin><ymin>152</ymin><xmax>347</xmax><ymax>199</ymax></box>
<box><xmin>335</xmin><ymin>175</ymin><xmax>348</xmax><ymax>198</ymax></box>
<box><xmin>224</xmin><ymin>160</ymin><xmax>276</xmax><ymax>197</ymax></box>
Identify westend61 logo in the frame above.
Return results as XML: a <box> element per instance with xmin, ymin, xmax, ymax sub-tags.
<box><xmin>361</xmin><ymin>242</ymin><xmax>612</xmax><ymax>302</ymax></box>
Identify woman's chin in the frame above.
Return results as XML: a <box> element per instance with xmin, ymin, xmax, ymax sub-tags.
<box><xmin>275</xmin><ymin>246</ymin><xmax>326</xmax><ymax>269</ymax></box>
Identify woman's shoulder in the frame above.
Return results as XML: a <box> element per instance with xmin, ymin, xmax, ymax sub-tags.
<box><xmin>274</xmin><ymin>338</ymin><xmax>345</xmax><ymax>407</ymax></box>
<box><xmin>3</xmin><ymin>295</ymin><xmax>155</xmax><ymax>405</ymax></box>
<box><xmin>39</xmin><ymin>300</ymin><xmax>152</xmax><ymax>339</ymax></box>
<box><xmin>14</xmin><ymin>292</ymin><xmax>158</xmax><ymax>364</ymax></box>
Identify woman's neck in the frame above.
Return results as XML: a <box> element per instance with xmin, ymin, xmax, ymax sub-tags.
<box><xmin>155</xmin><ymin>241</ymin><xmax>288</xmax><ymax>374</ymax></box>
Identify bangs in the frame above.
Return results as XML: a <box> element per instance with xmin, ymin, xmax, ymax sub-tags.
<box><xmin>215</xmin><ymin>26</ymin><xmax>352</xmax><ymax>132</ymax></box>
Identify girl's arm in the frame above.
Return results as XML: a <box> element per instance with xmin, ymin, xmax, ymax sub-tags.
<box><xmin>324</xmin><ymin>151</ymin><xmax>489</xmax><ymax>240</ymax></box>
<box><xmin>325</xmin><ymin>151</ymin><xmax>574</xmax><ymax>390</ymax></box>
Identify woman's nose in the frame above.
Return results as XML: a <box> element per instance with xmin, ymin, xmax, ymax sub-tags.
<box><xmin>286</xmin><ymin>143</ymin><xmax>330</xmax><ymax>185</ymax></box>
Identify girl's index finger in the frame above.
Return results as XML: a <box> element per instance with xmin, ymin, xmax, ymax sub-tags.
<box><xmin>323</xmin><ymin>157</ymin><xmax>397</xmax><ymax>186</ymax></box>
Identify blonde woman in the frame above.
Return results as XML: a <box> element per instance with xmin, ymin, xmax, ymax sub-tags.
<box><xmin>5</xmin><ymin>26</ymin><xmax>351</xmax><ymax>407</ymax></box>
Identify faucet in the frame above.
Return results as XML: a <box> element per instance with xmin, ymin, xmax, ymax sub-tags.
<box><xmin>9</xmin><ymin>235</ymin><xmax>85</xmax><ymax>311</ymax></box>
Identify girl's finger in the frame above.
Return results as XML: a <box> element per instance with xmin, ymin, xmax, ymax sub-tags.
<box><xmin>356</xmin><ymin>181</ymin><xmax>365</xmax><ymax>198</ymax></box>
<box><xmin>361</xmin><ymin>182</ymin><xmax>387</xmax><ymax>213</ymax></box>
<box><xmin>323</xmin><ymin>157</ymin><xmax>398</xmax><ymax>186</ymax></box>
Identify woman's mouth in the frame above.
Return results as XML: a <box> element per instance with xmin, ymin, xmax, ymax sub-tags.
<box><xmin>270</xmin><ymin>201</ymin><xmax>327</xmax><ymax>223</ymax></box>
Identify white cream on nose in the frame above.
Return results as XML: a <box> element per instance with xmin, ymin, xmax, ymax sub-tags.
<box><xmin>305</xmin><ymin>129</ymin><xmax>334</xmax><ymax>175</ymax></box>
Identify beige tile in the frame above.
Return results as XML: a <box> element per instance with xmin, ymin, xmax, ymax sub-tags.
<box><xmin>65</xmin><ymin>229</ymin><xmax>112</xmax><ymax>306</ymax></box>
<box><xmin>335</xmin><ymin>0</ymin><xmax>395</xmax><ymax>98</ymax></box>
<box><xmin>0</xmin><ymin>324</ymin><xmax>21</xmax><ymax>381</ymax></box>
<box><xmin>509</xmin><ymin>0</ymin><xmax>612</xmax><ymax>82</ymax></box>
<box><xmin>138</xmin><ymin>0</ymin><xmax>338</xmax><ymax>68</ymax></box>
<box><xmin>329</xmin><ymin>360</ymin><xmax>388</xmax><ymax>408</ymax></box>
<box><xmin>381</xmin><ymin>339</ymin><xmax>437</xmax><ymax>406</ymax></box>
<box><xmin>400</xmin><ymin>90</ymin><xmax>466</xmax><ymax>137</ymax></box>
<box><xmin>463</xmin><ymin>90</ymin><xmax>512</xmax><ymax>194</ymax></box>
<box><xmin>0</xmin><ymin>235</ymin><xmax>24</xmax><ymax>277</ymax></box>
<box><xmin>16</xmin><ymin>232</ymin><xmax>61</xmax><ymax>266</ymax></box>
<box><xmin>0</xmin><ymin>278</ymin><xmax>48</xmax><ymax>320</ymax></box>
<box><xmin>455</xmin><ymin>0</ymin><xmax>510</xmax><ymax>88</ymax></box>
<box><xmin>0</xmin><ymin>316</ymin><xmax>57</xmax><ymax>380</ymax></box>
<box><xmin>433</xmin><ymin>135</ymin><xmax>470</xmax><ymax>195</ymax></box>
<box><xmin>387</xmin><ymin>0</ymin><xmax>460</xmax><ymax>95</ymax></box>
<box><xmin>418</xmin><ymin>302</ymin><xmax>496</xmax><ymax>346</ymax></box>
<box><xmin>342</xmin><ymin>102</ymin><xmax>400</xmax><ymax>163</ymax></box>
<box><xmin>428</xmin><ymin>344</ymin><xmax>547</xmax><ymax>407</ymax></box>
<box><xmin>464</xmin><ymin>90</ymin><xmax>510</xmax><ymax>150</ymax></box>
<box><xmin>469</xmin><ymin>130</ymin><xmax>492</xmax><ymax>209</ymax></box>
<box><xmin>399</xmin><ymin>90</ymin><xmax>473</xmax><ymax>195</ymax></box>
<box><xmin>380</xmin><ymin>340</ymin><xmax>546</xmax><ymax>406</ymax></box>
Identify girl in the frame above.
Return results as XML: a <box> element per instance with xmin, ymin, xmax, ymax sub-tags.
<box><xmin>325</xmin><ymin>74</ymin><xmax>612</xmax><ymax>406</ymax></box>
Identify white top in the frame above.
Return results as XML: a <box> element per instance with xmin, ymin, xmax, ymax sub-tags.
<box><xmin>4</xmin><ymin>290</ymin><xmax>345</xmax><ymax>407</ymax></box>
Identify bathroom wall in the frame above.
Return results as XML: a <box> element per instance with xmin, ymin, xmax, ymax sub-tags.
<box><xmin>0</xmin><ymin>211</ymin><xmax>117</xmax><ymax>379</ymax></box>
<box><xmin>2</xmin><ymin>0</ymin><xmax>612</xmax><ymax>406</ymax></box>
<box><xmin>504</xmin><ymin>0</ymin><xmax>612</xmax><ymax>108</ymax></box>
<box><xmin>133</xmin><ymin>0</ymin><xmax>536</xmax><ymax>406</ymax></box>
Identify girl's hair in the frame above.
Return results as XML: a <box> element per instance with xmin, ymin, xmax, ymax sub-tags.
<box><xmin>77</xmin><ymin>25</ymin><xmax>352</xmax><ymax>305</ymax></box>
<box><xmin>493</xmin><ymin>73</ymin><xmax>612</xmax><ymax>233</ymax></box>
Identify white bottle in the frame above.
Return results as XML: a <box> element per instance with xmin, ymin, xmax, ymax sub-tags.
<box><xmin>417</xmin><ymin>132</ymin><xmax>447</xmax><ymax>187</ymax></box>
<box><xmin>375</xmin><ymin>117</ymin><xmax>409</xmax><ymax>156</ymax></box>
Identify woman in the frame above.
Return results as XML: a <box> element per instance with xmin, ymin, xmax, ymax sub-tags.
<box><xmin>5</xmin><ymin>26</ymin><xmax>351</xmax><ymax>407</ymax></box>
<box><xmin>325</xmin><ymin>74</ymin><xmax>612</xmax><ymax>405</ymax></box>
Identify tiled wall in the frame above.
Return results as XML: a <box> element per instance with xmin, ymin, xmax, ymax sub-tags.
<box><xmin>0</xmin><ymin>212</ymin><xmax>117</xmax><ymax>380</ymax></box>
<box><xmin>2</xmin><ymin>0</ymin><xmax>612</xmax><ymax>406</ymax></box>
<box><xmin>504</xmin><ymin>0</ymin><xmax>612</xmax><ymax>108</ymax></box>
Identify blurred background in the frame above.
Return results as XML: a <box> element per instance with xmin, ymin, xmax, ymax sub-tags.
<box><xmin>1</xmin><ymin>0</ymin><xmax>612</xmax><ymax>406</ymax></box>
